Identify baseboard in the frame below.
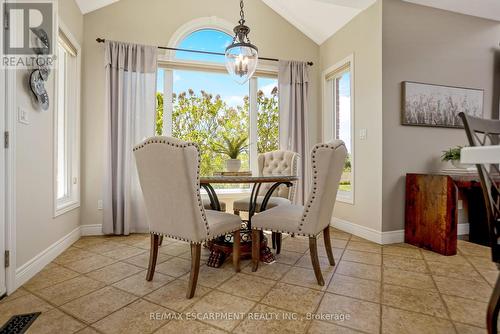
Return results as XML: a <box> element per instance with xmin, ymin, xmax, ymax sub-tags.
<box><xmin>331</xmin><ymin>218</ymin><xmax>470</xmax><ymax>245</ymax></box>
<box><xmin>80</xmin><ymin>224</ymin><xmax>103</xmax><ymax>236</ymax></box>
<box><xmin>15</xmin><ymin>226</ymin><xmax>81</xmax><ymax>289</ymax></box>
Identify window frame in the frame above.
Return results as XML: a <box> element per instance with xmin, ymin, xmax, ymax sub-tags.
<box><xmin>53</xmin><ymin>21</ymin><xmax>81</xmax><ymax>217</ymax></box>
<box><xmin>157</xmin><ymin>26</ymin><xmax>279</xmax><ymax>183</ymax></box>
<box><xmin>322</xmin><ymin>54</ymin><xmax>355</xmax><ymax>204</ymax></box>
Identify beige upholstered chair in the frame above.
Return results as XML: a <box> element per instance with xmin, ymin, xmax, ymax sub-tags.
<box><xmin>134</xmin><ymin>137</ymin><xmax>242</xmax><ymax>298</ymax></box>
<box><xmin>233</xmin><ymin>150</ymin><xmax>299</xmax><ymax>215</ymax></box>
<box><xmin>251</xmin><ymin>141</ymin><xmax>347</xmax><ymax>286</ymax></box>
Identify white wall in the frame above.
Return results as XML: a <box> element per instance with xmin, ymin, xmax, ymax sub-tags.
<box><xmin>319</xmin><ymin>1</ymin><xmax>384</xmax><ymax>233</ymax></box>
<box><xmin>80</xmin><ymin>0</ymin><xmax>320</xmax><ymax>228</ymax></box>
<box><xmin>15</xmin><ymin>0</ymin><xmax>83</xmax><ymax>268</ymax></box>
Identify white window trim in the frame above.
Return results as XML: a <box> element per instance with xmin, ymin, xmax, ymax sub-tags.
<box><xmin>322</xmin><ymin>54</ymin><xmax>355</xmax><ymax>205</ymax></box>
<box><xmin>53</xmin><ymin>20</ymin><xmax>81</xmax><ymax>217</ymax></box>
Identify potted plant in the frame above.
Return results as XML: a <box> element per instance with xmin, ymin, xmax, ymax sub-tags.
<box><xmin>441</xmin><ymin>146</ymin><xmax>470</xmax><ymax>169</ymax></box>
<box><xmin>212</xmin><ymin>135</ymin><xmax>249</xmax><ymax>172</ymax></box>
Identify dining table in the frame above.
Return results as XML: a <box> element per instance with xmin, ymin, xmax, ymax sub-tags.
<box><xmin>200</xmin><ymin>174</ymin><xmax>298</xmax><ymax>268</ymax></box>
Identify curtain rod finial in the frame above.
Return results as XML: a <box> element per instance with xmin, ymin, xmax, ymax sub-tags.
<box><xmin>96</xmin><ymin>37</ymin><xmax>105</xmax><ymax>43</ymax></box>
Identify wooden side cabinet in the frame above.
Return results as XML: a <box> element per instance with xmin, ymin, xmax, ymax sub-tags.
<box><xmin>405</xmin><ymin>174</ymin><xmax>458</xmax><ymax>255</ymax></box>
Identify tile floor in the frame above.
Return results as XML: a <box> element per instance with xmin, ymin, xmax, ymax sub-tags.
<box><xmin>0</xmin><ymin>228</ymin><xmax>498</xmax><ymax>333</ymax></box>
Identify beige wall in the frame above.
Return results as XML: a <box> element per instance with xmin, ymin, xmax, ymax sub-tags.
<box><xmin>382</xmin><ymin>0</ymin><xmax>500</xmax><ymax>231</ymax></box>
<box><xmin>15</xmin><ymin>0</ymin><xmax>83</xmax><ymax>267</ymax></box>
<box><xmin>80</xmin><ymin>0</ymin><xmax>320</xmax><ymax>227</ymax></box>
<box><xmin>319</xmin><ymin>1</ymin><xmax>383</xmax><ymax>232</ymax></box>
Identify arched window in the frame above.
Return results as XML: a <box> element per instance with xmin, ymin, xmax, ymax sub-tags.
<box><xmin>175</xmin><ymin>29</ymin><xmax>232</xmax><ymax>63</ymax></box>
<box><xmin>157</xmin><ymin>27</ymin><xmax>279</xmax><ymax>188</ymax></box>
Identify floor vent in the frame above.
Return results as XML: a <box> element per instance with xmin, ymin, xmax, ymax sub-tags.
<box><xmin>0</xmin><ymin>313</ymin><xmax>41</xmax><ymax>334</ymax></box>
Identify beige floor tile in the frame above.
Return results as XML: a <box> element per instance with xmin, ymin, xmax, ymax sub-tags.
<box><xmin>433</xmin><ymin>275</ymin><xmax>492</xmax><ymax>302</ymax></box>
<box><xmin>317</xmin><ymin>293</ymin><xmax>380</xmax><ymax>333</ymax></box>
<box><xmin>156</xmin><ymin>319</ymin><xmax>226</xmax><ymax>334</ymax></box>
<box><xmin>113</xmin><ymin>234</ymin><xmax>149</xmax><ymax>246</ymax></box>
<box><xmin>124</xmin><ymin>252</ymin><xmax>171</xmax><ymax>269</ymax></box>
<box><xmin>477</xmin><ymin>268</ymin><xmax>499</xmax><ymax>286</ymax></box>
<box><xmin>102</xmin><ymin>245</ymin><xmax>146</xmax><ymax>260</ymax></box>
<box><xmin>0</xmin><ymin>287</ymin><xmax>29</xmax><ymax>304</ymax></box>
<box><xmin>342</xmin><ymin>249</ymin><xmax>382</xmax><ymax>266</ymax></box>
<box><xmin>381</xmin><ymin>305</ymin><xmax>455</xmax><ymax>334</ymax></box>
<box><xmin>60</xmin><ymin>286</ymin><xmax>137</xmax><ymax>324</ymax></box>
<box><xmin>331</xmin><ymin>228</ymin><xmax>352</xmax><ymax>241</ymax></box>
<box><xmin>467</xmin><ymin>256</ymin><xmax>498</xmax><ymax>271</ymax></box>
<box><xmin>383</xmin><ymin>245</ymin><xmax>423</xmax><ymax>259</ymax></box>
<box><xmin>382</xmin><ymin>284</ymin><xmax>448</xmax><ymax>318</ymax></box>
<box><xmin>281</xmin><ymin>240</ymin><xmax>310</xmax><ymax>253</ymax></box>
<box><xmin>295</xmin><ymin>253</ymin><xmax>338</xmax><ymax>270</ymax></box>
<box><xmin>242</xmin><ymin>262</ymin><xmax>292</xmax><ymax>280</ymax></box>
<box><xmin>64</xmin><ymin>254</ymin><xmax>117</xmax><ymax>274</ymax></box>
<box><xmin>383</xmin><ymin>267</ymin><xmax>436</xmax><ymax>290</ymax></box>
<box><xmin>80</xmin><ymin>241</ymin><xmax>126</xmax><ymax>254</ymax></box>
<box><xmin>159</xmin><ymin>242</ymin><xmax>191</xmax><ymax>256</ymax></box>
<box><xmin>348</xmin><ymin>235</ymin><xmax>373</xmax><ymax>243</ymax></box>
<box><xmin>336</xmin><ymin>260</ymin><xmax>381</xmax><ymax>281</ymax></box>
<box><xmin>275</xmin><ymin>250</ymin><xmax>304</xmax><ymax>265</ymax></box>
<box><xmin>86</xmin><ymin>262</ymin><xmax>143</xmax><ymax>284</ymax></box>
<box><xmin>329</xmin><ymin>238</ymin><xmax>348</xmax><ymax>249</ymax></box>
<box><xmin>0</xmin><ymin>294</ymin><xmax>53</xmax><ymax>325</ymax></box>
<box><xmin>454</xmin><ymin>322</ymin><xmax>488</xmax><ymax>334</ymax></box>
<box><xmin>234</xmin><ymin>303</ymin><xmax>310</xmax><ymax>334</ymax></box>
<box><xmin>26</xmin><ymin>308</ymin><xmax>85</xmax><ymax>334</ymax></box>
<box><xmin>112</xmin><ymin>270</ymin><xmax>175</xmax><ymax>296</ymax></box>
<box><xmin>281</xmin><ymin>266</ymin><xmax>334</xmax><ymax>290</ymax></box>
<box><xmin>346</xmin><ymin>241</ymin><xmax>382</xmax><ymax>254</ymax></box>
<box><xmin>76</xmin><ymin>327</ymin><xmax>101</xmax><ymax>334</ymax></box>
<box><xmin>261</xmin><ymin>283</ymin><xmax>323</xmax><ymax>314</ymax></box>
<box><xmin>179</xmin><ymin>264</ymin><xmax>236</xmax><ymax>288</ymax></box>
<box><xmin>458</xmin><ymin>241</ymin><xmax>491</xmax><ymax>258</ymax></box>
<box><xmin>427</xmin><ymin>261</ymin><xmax>486</xmax><ymax>282</ymax></box>
<box><xmin>187</xmin><ymin>290</ymin><xmax>255</xmax><ymax>331</ymax></box>
<box><xmin>421</xmin><ymin>250</ymin><xmax>469</xmax><ymax>266</ymax></box>
<box><xmin>328</xmin><ymin>274</ymin><xmax>381</xmax><ymax>302</ymax></box>
<box><xmin>442</xmin><ymin>295</ymin><xmax>488</xmax><ymax>328</ymax></box>
<box><xmin>305</xmin><ymin>246</ymin><xmax>344</xmax><ymax>259</ymax></box>
<box><xmin>155</xmin><ymin>257</ymin><xmax>192</xmax><ymax>278</ymax></box>
<box><xmin>53</xmin><ymin>247</ymin><xmax>95</xmax><ymax>265</ymax></box>
<box><xmin>72</xmin><ymin>237</ymin><xmax>108</xmax><ymax>249</ymax></box>
<box><xmin>24</xmin><ymin>263</ymin><xmax>80</xmax><ymax>291</ymax></box>
<box><xmin>144</xmin><ymin>279</ymin><xmax>210</xmax><ymax>312</ymax></box>
<box><xmin>93</xmin><ymin>299</ymin><xmax>170</xmax><ymax>334</ymax></box>
<box><xmin>383</xmin><ymin>255</ymin><xmax>429</xmax><ymax>273</ymax></box>
<box><xmin>34</xmin><ymin>276</ymin><xmax>106</xmax><ymax>306</ymax></box>
<box><xmin>217</xmin><ymin>273</ymin><xmax>276</xmax><ymax>301</ymax></box>
<box><xmin>307</xmin><ymin>320</ymin><xmax>363</xmax><ymax>333</ymax></box>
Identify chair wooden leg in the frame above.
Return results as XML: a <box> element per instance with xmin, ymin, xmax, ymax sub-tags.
<box><xmin>252</xmin><ymin>230</ymin><xmax>260</xmax><ymax>272</ymax></box>
<box><xmin>309</xmin><ymin>236</ymin><xmax>324</xmax><ymax>286</ymax></box>
<box><xmin>276</xmin><ymin>233</ymin><xmax>282</xmax><ymax>254</ymax></box>
<box><xmin>146</xmin><ymin>234</ymin><xmax>160</xmax><ymax>281</ymax></box>
<box><xmin>323</xmin><ymin>227</ymin><xmax>335</xmax><ymax>266</ymax></box>
<box><xmin>234</xmin><ymin>210</ymin><xmax>240</xmax><ymax>216</ymax></box>
<box><xmin>487</xmin><ymin>273</ymin><xmax>500</xmax><ymax>333</ymax></box>
<box><xmin>187</xmin><ymin>243</ymin><xmax>201</xmax><ymax>299</ymax></box>
<box><xmin>233</xmin><ymin>230</ymin><xmax>241</xmax><ymax>272</ymax></box>
<box><xmin>271</xmin><ymin>232</ymin><xmax>276</xmax><ymax>249</ymax></box>
<box><xmin>158</xmin><ymin>235</ymin><xmax>164</xmax><ymax>246</ymax></box>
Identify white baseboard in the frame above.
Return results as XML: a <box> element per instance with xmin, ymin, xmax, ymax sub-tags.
<box><xmin>15</xmin><ymin>226</ymin><xmax>81</xmax><ymax>289</ymax></box>
<box><xmin>331</xmin><ymin>218</ymin><xmax>470</xmax><ymax>245</ymax></box>
<box><xmin>80</xmin><ymin>224</ymin><xmax>103</xmax><ymax>236</ymax></box>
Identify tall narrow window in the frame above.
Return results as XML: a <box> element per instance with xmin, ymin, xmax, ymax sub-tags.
<box><xmin>325</xmin><ymin>60</ymin><xmax>353</xmax><ymax>203</ymax></box>
<box><xmin>55</xmin><ymin>30</ymin><xmax>80</xmax><ymax>215</ymax></box>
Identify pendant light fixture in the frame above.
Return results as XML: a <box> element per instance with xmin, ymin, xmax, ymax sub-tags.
<box><xmin>225</xmin><ymin>0</ymin><xmax>258</xmax><ymax>84</ymax></box>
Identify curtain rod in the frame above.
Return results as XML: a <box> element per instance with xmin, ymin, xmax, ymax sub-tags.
<box><xmin>95</xmin><ymin>38</ymin><xmax>314</xmax><ymax>66</ymax></box>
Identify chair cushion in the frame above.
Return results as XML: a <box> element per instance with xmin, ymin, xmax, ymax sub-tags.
<box><xmin>233</xmin><ymin>196</ymin><xmax>291</xmax><ymax>212</ymax></box>
<box><xmin>203</xmin><ymin>199</ymin><xmax>227</xmax><ymax>212</ymax></box>
<box><xmin>251</xmin><ymin>204</ymin><xmax>304</xmax><ymax>235</ymax></box>
<box><xmin>205</xmin><ymin>210</ymin><xmax>242</xmax><ymax>240</ymax></box>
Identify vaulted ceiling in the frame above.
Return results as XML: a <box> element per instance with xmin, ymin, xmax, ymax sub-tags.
<box><xmin>75</xmin><ymin>0</ymin><xmax>500</xmax><ymax>45</ymax></box>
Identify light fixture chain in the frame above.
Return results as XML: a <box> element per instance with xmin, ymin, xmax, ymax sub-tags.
<box><xmin>239</xmin><ymin>0</ymin><xmax>245</xmax><ymax>25</ymax></box>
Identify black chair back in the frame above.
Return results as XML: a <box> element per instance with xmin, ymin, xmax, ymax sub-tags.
<box><xmin>459</xmin><ymin>112</ymin><xmax>500</xmax><ymax>263</ymax></box>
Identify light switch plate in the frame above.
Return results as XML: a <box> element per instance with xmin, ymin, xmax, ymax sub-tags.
<box><xmin>359</xmin><ymin>128</ymin><xmax>367</xmax><ymax>140</ymax></box>
<box><xmin>18</xmin><ymin>107</ymin><xmax>29</xmax><ymax>125</ymax></box>
<box><xmin>97</xmin><ymin>200</ymin><xmax>103</xmax><ymax>210</ymax></box>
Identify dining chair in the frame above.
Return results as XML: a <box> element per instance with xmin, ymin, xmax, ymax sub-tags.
<box><xmin>133</xmin><ymin>136</ymin><xmax>242</xmax><ymax>299</ymax></box>
<box><xmin>251</xmin><ymin>141</ymin><xmax>347</xmax><ymax>286</ymax></box>
<box><xmin>233</xmin><ymin>150</ymin><xmax>299</xmax><ymax>253</ymax></box>
<box><xmin>460</xmin><ymin>112</ymin><xmax>500</xmax><ymax>334</ymax></box>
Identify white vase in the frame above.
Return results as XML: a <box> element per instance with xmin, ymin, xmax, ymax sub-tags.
<box><xmin>226</xmin><ymin>159</ymin><xmax>241</xmax><ymax>172</ymax></box>
<box><xmin>451</xmin><ymin>160</ymin><xmax>471</xmax><ymax>169</ymax></box>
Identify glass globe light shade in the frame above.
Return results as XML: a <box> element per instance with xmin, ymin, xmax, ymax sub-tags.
<box><xmin>225</xmin><ymin>44</ymin><xmax>258</xmax><ymax>85</ymax></box>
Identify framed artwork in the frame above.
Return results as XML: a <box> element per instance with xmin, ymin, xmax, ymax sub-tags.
<box><xmin>402</xmin><ymin>81</ymin><xmax>484</xmax><ymax>128</ymax></box>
